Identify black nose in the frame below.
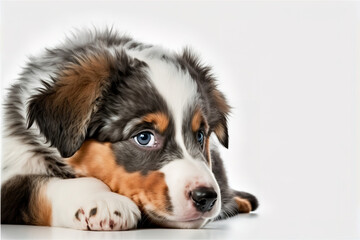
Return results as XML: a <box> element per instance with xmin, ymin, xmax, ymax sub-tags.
<box><xmin>190</xmin><ymin>187</ymin><xmax>217</xmax><ymax>212</ymax></box>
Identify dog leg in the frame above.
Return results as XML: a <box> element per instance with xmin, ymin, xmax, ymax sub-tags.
<box><xmin>232</xmin><ymin>190</ymin><xmax>259</xmax><ymax>213</ymax></box>
<box><xmin>2</xmin><ymin>175</ymin><xmax>141</xmax><ymax>230</ymax></box>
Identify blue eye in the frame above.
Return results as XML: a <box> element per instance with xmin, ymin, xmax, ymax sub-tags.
<box><xmin>134</xmin><ymin>131</ymin><xmax>155</xmax><ymax>147</ymax></box>
<box><xmin>197</xmin><ymin>130</ymin><xmax>204</xmax><ymax>146</ymax></box>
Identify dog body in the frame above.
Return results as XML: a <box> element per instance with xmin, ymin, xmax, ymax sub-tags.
<box><xmin>2</xmin><ymin>29</ymin><xmax>258</xmax><ymax>230</ymax></box>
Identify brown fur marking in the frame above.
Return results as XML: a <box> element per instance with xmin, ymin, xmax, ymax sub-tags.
<box><xmin>214</xmin><ymin>124</ymin><xmax>226</xmax><ymax>143</ymax></box>
<box><xmin>205</xmin><ymin>136</ymin><xmax>211</xmax><ymax>167</ymax></box>
<box><xmin>51</xmin><ymin>53</ymin><xmax>112</xmax><ymax>134</ymax></box>
<box><xmin>234</xmin><ymin>196</ymin><xmax>252</xmax><ymax>213</ymax></box>
<box><xmin>211</xmin><ymin>89</ymin><xmax>230</xmax><ymax>144</ymax></box>
<box><xmin>66</xmin><ymin>140</ymin><xmax>171</xmax><ymax>214</ymax></box>
<box><xmin>28</xmin><ymin>183</ymin><xmax>52</xmax><ymax>226</ymax></box>
<box><xmin>191</xmin><ymin>108</ymin><xmax>209</xmax><ymax>133</ymax></box>
<box><xmin>191</xmin><ymin>109</ymin><xmax>203</xmax><ymax>132</ymax></box>
<box><xmin>192</xmin><ymin>109</ymin><xmax>211</xmax><ymax>165</ymax></box>
<box><xmin>142</xmin><ymin>112</ymin><xmax>169</xmax><ymax>134</ymax></box>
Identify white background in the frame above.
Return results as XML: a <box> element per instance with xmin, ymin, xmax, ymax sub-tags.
<box><xmin>1</xmin><ymin>1</ymin><xmax>359</xmax><ymax>239</ymax></box>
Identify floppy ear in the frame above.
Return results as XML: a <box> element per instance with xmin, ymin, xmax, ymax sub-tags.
<box><xmin>180</xmin><ymin>48</ymin><xmax>230</xmax><ymax>148</ymax></box>
<box><xmin>210</xmin><ymin>88</ymin><xmax>230</xmax><ymax>148</ymax></box>
<box><xmin>27</xmin><ymin>51</ymin><xmax>135</xmax><ymax>157</ymax></box>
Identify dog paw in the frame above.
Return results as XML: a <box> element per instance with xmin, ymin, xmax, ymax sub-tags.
<box><xmin>234</xmin><ymin>196</ymin><xmax>252</xmax><ymax>213</ymax></box>
<box><xmin>73</xmin><ymin>192</ymin><xmax>141</xmax><ymax>231</ymax></box>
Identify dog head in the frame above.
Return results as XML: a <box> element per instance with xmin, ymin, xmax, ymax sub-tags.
<box><xmin>28</xmin><ymin>44</ymin><xmax>230</xmax><ymax>228</ymax></box>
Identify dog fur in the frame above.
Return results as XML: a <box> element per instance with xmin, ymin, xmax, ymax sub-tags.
<box><xmin>1</xmin><ymin>28</ymin><xmax>258</xmax><ymax>230</ymax></box>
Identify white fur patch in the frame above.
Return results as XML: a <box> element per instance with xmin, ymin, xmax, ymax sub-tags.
<box><xmin>2</xmin><ymin>136</ymin><xmax>48</xmax><ymax>184</ymax></box>
<box><xmin>159</xmin><ymin>159</ymin><xmax>221</xmax><ymax>226</ymax></box>
<box><xmin>137</xmin><ymin>54</ymin><xmax>199</xmax><ymax>158</ymax></box>
<box><xmin>47</xmin><ymin>177</ymin><xmax>141</xmax><ymax>230</ymax></box>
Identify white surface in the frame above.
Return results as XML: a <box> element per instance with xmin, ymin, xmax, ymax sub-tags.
<box><xmin>1</xmin><ymin>215</ymin><xmax>259</xmax><ymax>240</ymax></box>
<box><xmin>1</xmin><ymin>1</ymin><xmax>360</xmax><ymax>239</ymax></box>
<box><xmin>2</xmin><ymin>216</ymin><xmax>255</xmax><ymax>240</ymax></box>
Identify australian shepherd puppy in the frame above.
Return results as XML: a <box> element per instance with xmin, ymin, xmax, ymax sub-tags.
<box><xmin>1</xmin><ymin>29</ymin><xmax>258</xmax><ymax>230</ymax></box>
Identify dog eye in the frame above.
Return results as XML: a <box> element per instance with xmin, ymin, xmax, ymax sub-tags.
<box><xmin>196</xmin><ymin>130</ymin><xmax>205</xmax><ymax>146</ymax></box>
<box><xmin>134</xmin><ymin>131</ymin><xmax>156</xmax><ymax>147</ymax></box>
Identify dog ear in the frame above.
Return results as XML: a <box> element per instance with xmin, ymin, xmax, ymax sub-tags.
<box><xmin>27</xmin><ymin>51</ymin><xmax>135</xmax><ymax>157</ymax></box>
<box><xmin>210</xmin><ymin>88</ymin><xmax>230</xmax><ymax>148</ymax></box>
<box><xmin>180</xmin><ymin>48</ymin><xmax>230</xmax><ymax>148</ymax></box>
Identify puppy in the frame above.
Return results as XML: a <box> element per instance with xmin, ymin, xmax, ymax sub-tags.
<box><xmin>1</xmin><ymin>29</ymin><xmax>258</xmax><ymax>230</ymax></box>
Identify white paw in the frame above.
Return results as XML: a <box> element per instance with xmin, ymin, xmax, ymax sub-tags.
<box><xmin>73</xmin><ymin>192</ymin><xmax>141</xmax><ymax>231</ymax></box>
